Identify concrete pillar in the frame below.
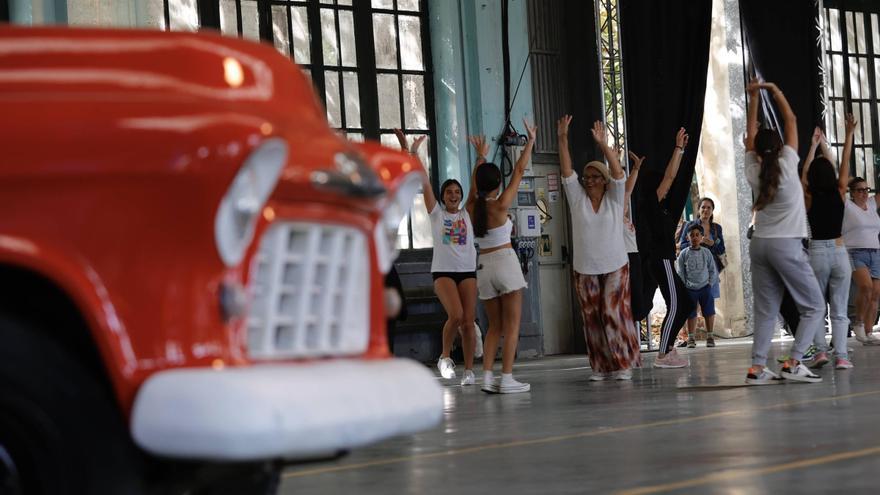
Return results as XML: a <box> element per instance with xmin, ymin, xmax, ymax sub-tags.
<box><xmin>695</xmin><ymin>0</ymin><xmax>752</xmax><ymax>337</ymax></box>
<box><xmin>426</xmin><ymin>1</ymin><xmax>472</xmax><ymax>188</ymax></box>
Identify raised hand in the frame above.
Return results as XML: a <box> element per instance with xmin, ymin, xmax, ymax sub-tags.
<box><xmin>410</xmin><ymin>135</ymin><xmax>427</xmax><ymax>154</ymax></box>
<box><xmin>845</xmin><ymin>113</ymin><xmax>857</xmax><ymax>135</ymax></box>
<box><xmin>759</xmin><ymin>81</ymin><xmax>780</xmax><ymax>94</ymax></box>
<box><xmin>393</xmin><ymin>128</ymin><xmax>408</xmax><ymax>151</ymax></box>
<box><xmin>523</xmin><ymin>118</ymin><xmax>537</xmax><ymax>144</ymax></box>
<box><xmin>591</xmin><ymin>120</ymin><xmax>608</xmax><ymax>146</ymax></box>
<box><xmin>557</xmin><ymin>114</ymin><xmax>573</xmax><ymax>138</ymax></box>
<box><xmin>394</xmin><ymin>129</ymin><xmax>426</xmax><ymax>154</ymax></box>
<box><xmin>811</xmin><ymin>126</ymin><xmax>823</xmax><ymax>146</ymax></box>
<box><xmin>468</xmin><ymin>135</ymin><xmax>489</xmax><ymax>159</ymax></box>
<box><xmin>746</xmin><ymin>77</ymin><xmax>761</xmax><ymax>96</ymax></box>
<box><xmin>628</xmin><ymin>151</ymin><xmax>646</xmax><ymax>171</ymax></box>
<box><xmin>675</xmin><ymin>127</ymin><xmax>689</xmax><ymax>149</ymax></box>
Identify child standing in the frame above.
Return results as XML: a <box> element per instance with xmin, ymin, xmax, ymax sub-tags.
<box><xmin>676</xmin><ymin>224</ymin><xmax>719</xmax><ymax>348</ymax></box>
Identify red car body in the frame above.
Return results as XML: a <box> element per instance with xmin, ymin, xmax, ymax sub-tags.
<box><xmin>0</xmin><ymin>26</ymin><xmax>440</xmax><ymax>493</ymax></box>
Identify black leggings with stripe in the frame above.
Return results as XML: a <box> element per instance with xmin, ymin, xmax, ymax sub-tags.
<box><xmin>651</xmin><ymin>258</ymin><xmax>695</xmax><ymax>353</ymax></box>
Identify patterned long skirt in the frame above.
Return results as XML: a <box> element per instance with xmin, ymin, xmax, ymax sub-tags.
<box><xmin>573</xmin><ymin>263</ymin><xmax>642</xmax><ymax>372</ymax></box>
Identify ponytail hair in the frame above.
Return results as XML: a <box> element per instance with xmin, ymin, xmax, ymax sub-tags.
<box><xmin>753</xmin><ymin>129</ymin><xmax>783</xmax><ymax>211</ymax></box>
<box><xmin>473</xmin><ymin>162</ymin><xmax>502</xmax><ymax>237</ymax></box>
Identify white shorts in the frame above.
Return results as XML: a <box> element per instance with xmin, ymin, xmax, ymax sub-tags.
<box><xmin>477</xmin><ymin>248</ymin><xmax>527</xmax><ymax>300</ymax></box>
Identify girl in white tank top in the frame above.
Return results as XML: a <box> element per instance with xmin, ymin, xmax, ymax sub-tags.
<box><xmin>465</xmin><ymin>120</ymin><xmax>536</xmax><ymax>394</ymax></box>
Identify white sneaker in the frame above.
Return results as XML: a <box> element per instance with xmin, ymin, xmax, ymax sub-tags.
<box><xmin>613</xmin><ymin>369</ymin><xmax>633</xmax><ymax>380</ymax></box>
<box><xmin>473</xmin><ymin>322</ymin><xmax>484</xmax><ymax>359</ymax></box>
<box><xmin>481</xmin><ymin>371</ymin><xmax>499</xmax><ymax>394</ymax></box>
<box><xmin>745</xmin><ymin>366</ymin><xmax>783</xmax><ymax>385</ymax></box>
<box><xmin>653</xmin><ymin>348</ymin><xmax>688</xmax><ymax>368</ymax></box>
<box><xmin>499</xmin><ymin>377</ymin><xmax>530</xmax><ymax>394</ymax></box>
<box><xmin>460</xmin><ymin>369</ymin><xmax>475</xmax><ymax>386</ymax></box>
<box><xmin>589</xmin><ymin>372</ymin><xmax>611</xmax><ymax>381</ymax></box>
<box><xmin>781</xmin><ymin>362</ymin><xmax>823</xmax><ymax>383</ymax></box>
<box><xmin>437</xmin><ymin>357</ymin><xmax>456</xmax><ymax>379</ymax></box>
<box><xmin>852</xmin><ymin>323</ymin><xmax>879</xmax><ymax>345</ymax></box>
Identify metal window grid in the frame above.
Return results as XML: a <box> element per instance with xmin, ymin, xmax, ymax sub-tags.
<box><xmin>162</xmin><ymin>0</ymin><xmax>438</xmax><ymax>249</ymax></box>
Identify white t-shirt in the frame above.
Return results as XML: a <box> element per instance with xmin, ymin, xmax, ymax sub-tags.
<box><xmin>562</xmin><ymin>172</ymin><xmax>628</xmax><ymax>275</ymax></box>
<box><xmin>429</xmin><ymin>204</ymin><xmax>477</xmax><ymax>272</ymax></box>
<box><xmin>843</xmin><ymin>196</ymin><xmax>880</xmax><ymax>249</ymax></box>
<box><xmin>745</xmin><ymin>145</ymin><xmax>808</xmax><ymax>238</ymax></box>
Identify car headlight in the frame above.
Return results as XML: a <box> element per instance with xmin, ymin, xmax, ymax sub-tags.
<box><xmin>214</xmin><ymin>138</ymin><xmax>288</xmax><ymax>267</ymax></box>
<box><xmin>374</xmin><ymin>172</ymin><xmax>423</xmax><ymax>274</ymax></box>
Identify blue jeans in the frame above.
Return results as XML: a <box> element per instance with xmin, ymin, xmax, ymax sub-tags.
<box><xmin>809</xmin><ymin>240</ymin><xmax>852</xmax><ymax>358</ymax></box>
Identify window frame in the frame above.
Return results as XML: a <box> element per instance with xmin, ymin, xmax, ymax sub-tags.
<box><xmin>162</xmin><ymin>0</ymin><xmax>438</xmax><ymax>249</ymax></box>
<box><xmin>823</xmin><ymin>0</ymin><xmax>880</xmax><ymax>187</ymax></box>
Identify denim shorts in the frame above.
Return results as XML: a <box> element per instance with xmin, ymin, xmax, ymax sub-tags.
<box><xmin>849</xmin><ymin>248</ymin><xmax>880</xmax><ymax>279</ymax></box>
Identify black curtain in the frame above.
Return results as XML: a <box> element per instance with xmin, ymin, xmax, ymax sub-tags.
<box><xmin>620</xmin><ymin>0</ymin><xmax>713</xmax><ymax>256</ymax></box>
<box><xmin>563</xmin><ymin>0</ymin><xmax>604</xmax><ymax>172</ymax></box>
<box><xmin>740</xmin><ymin>0</ymin><xmax>823</xmax><ymax>161</ymax></box>
<box><xmin>561</xmin><ymin>0</ymin><xmax>603</xmax><ymax>355</ymax></box>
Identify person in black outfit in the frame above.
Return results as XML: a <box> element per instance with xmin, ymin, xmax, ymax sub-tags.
<box><xmin>639</xmin><ymin>128</ymin><xmax>696</xmax><ymax>368</ymax></box>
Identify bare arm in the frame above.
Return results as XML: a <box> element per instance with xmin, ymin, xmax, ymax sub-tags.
<box><xmin>656</xmin><ymin>128</ymin><xmax>689</xmax><ymax>202</ymax></box>
<box><xmin>746</xmin><ymin>78</ymin><xmax>760</xmax><ymax>152</ymax></box>
<box><xmin>762</xmin><ymin>82</ymin><xmax>797</xmax><ymax>150</ymax></box>
<box><xmin>626</xmin><ymin>151</ymin><xmax>645</xmax><ymax>195</ymax></box>
<box><xmin>394</xmin><ymin>129</ymin><xmax>432</xmax><ymax>212</ymax></box>
<box><xmin>557</xmin><ymin>115</ymin><xmax>574</xmax><ymax>178</ymax></box>
<box><xmin>803</xmin><ymin>126</ymin><xmax>822</xmax><ymax>187</ymax></box>
<box><xmin>591</xmin><ymin>121</ymin><xmax>623</xmax><ymax>179</ymax></box>
<box><xmin>464</xmin><ymin>135</ymin><xmax>489</xmax><ymax>211</ymax></box>
<box><xmin>498</xmin><ymin>119</ymin><xmax>537</xmax><ymax>208</ymax></box>
<box><xmin>841</xmin><ymin>113</ymin><xmax>856</xmax><ymax>196</ymax></box>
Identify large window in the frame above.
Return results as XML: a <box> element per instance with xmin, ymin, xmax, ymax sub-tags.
<box><xmin>823</xmin><ymin>0</ymin><xmax>880</xmax><ymax>188</ymax></box>
<box><xmin>160</xmin><ymin>0</ymin><xmax>436</xmax><ymax>249</ymax></box>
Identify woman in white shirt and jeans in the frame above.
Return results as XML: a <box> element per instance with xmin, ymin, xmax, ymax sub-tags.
<box><xmin>557</xmin><ymin>116</ymin><xmax>641</xmax><ymax>380</ymax></box>
<box><xmin>743</xmin><ymin>79</ymin><xmax>825</xmax><ymax>385</ymax></box>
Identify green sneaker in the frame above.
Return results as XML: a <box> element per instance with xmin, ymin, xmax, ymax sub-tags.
<box><xmin>802</xmin><ymin>344</ymin><xmax>818</xmax><ymax>360</ymax></box>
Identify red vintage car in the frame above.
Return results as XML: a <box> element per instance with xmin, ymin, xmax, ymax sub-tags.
<box><xmin>0</xmin><ymin>26</ymin><xmax>441</xmax><ymax>494</ymax></box>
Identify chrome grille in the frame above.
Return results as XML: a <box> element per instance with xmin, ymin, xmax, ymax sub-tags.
<box><xmin>247</xmin><ymin>222</ymin><xmax>370</xmax><ymax>359</ymax></box>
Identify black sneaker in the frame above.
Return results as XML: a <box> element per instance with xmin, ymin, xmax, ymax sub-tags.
<box><xmin>706</xmin><ymin>336</ymin><xmax>716</xmax><ymax>347</ymax></box>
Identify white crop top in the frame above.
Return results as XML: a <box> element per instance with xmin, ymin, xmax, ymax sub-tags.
<box><xmin>475</xmin><ymin>218</ymin><xmax>513</xmax><ymax>249</ymax></box>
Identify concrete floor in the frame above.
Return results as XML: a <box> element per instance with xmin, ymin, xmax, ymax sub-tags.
<box><xmin>280</xmin><ymin>338</ymin><xmax>880</xmax><ymax>494</ymax></box>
